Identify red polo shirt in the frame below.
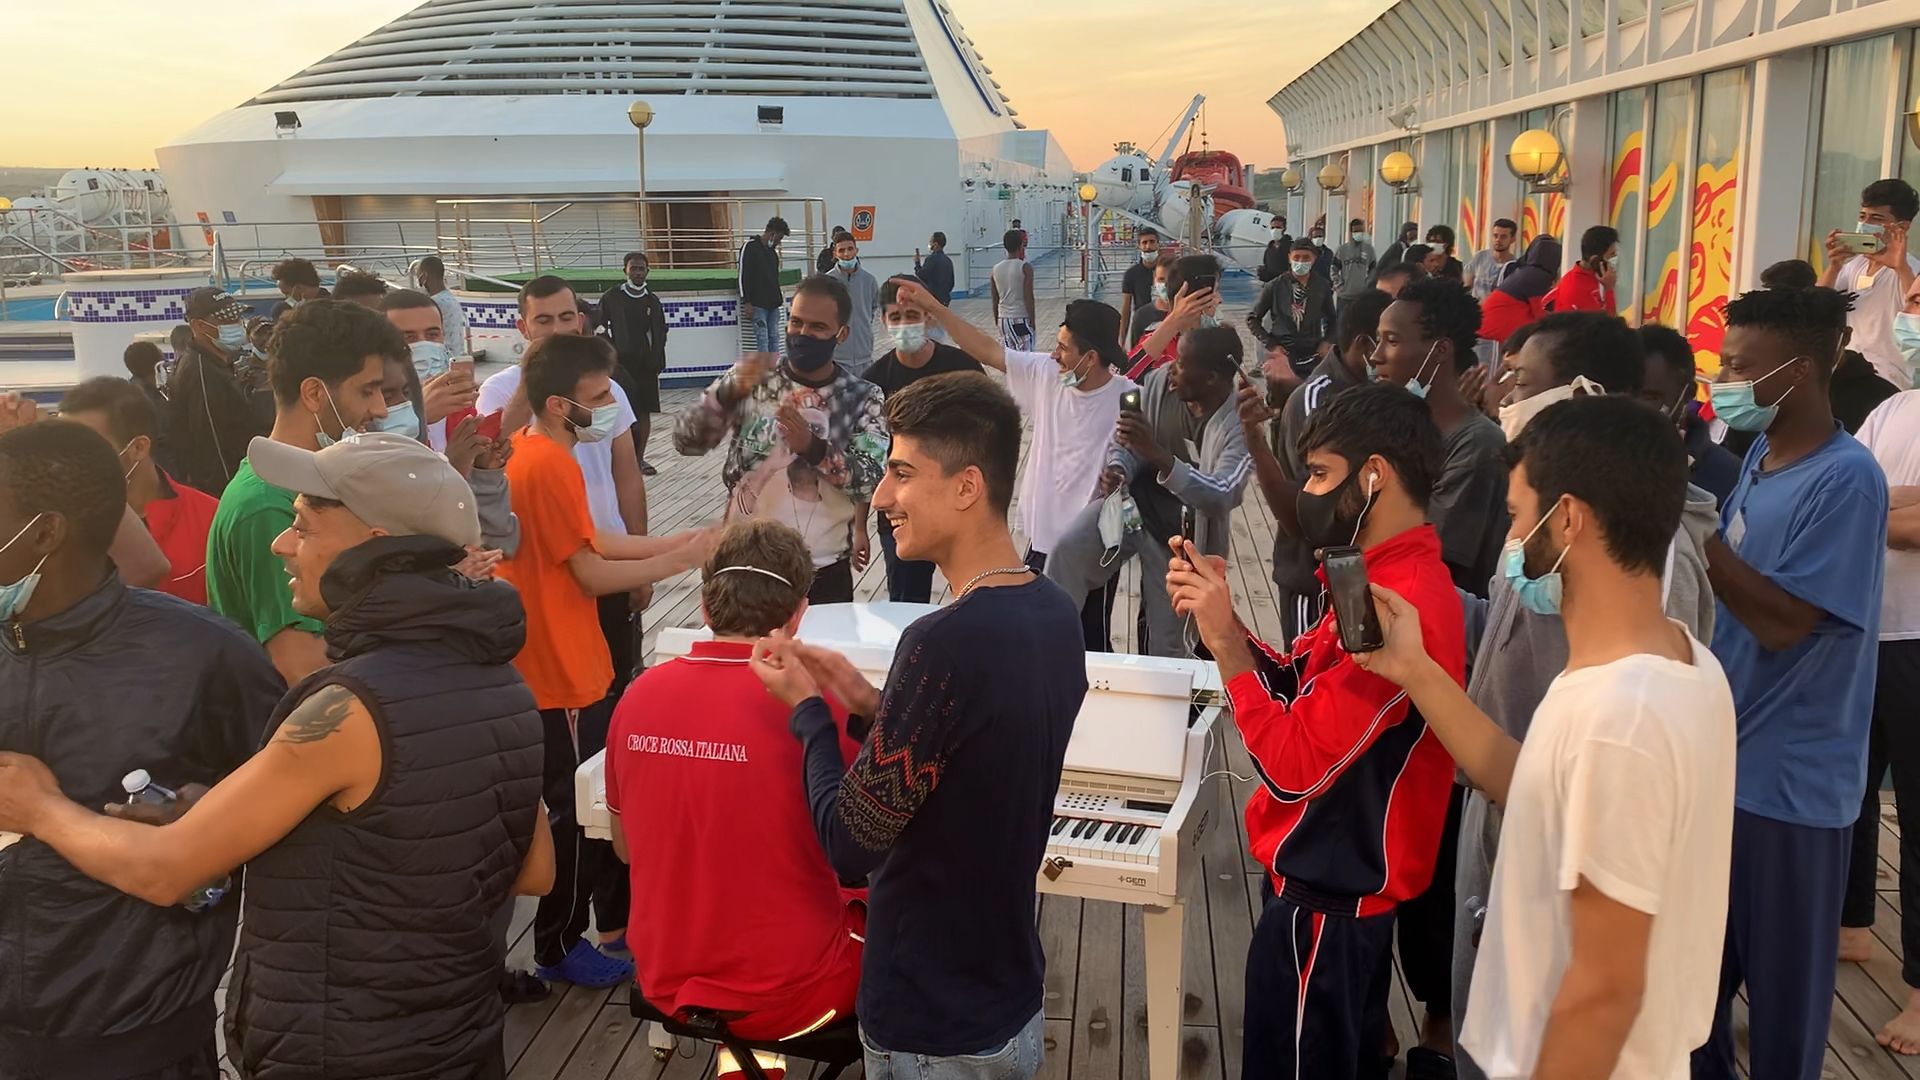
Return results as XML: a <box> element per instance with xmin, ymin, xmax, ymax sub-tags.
<box><xmin>141</xmin><ymin>470</ymin><xmax>218</xmax><ymax>605</ymax></box>
<box><xmin>605</xmin><ymin>639</ymin><xmax>864</xmax><ymax>1020</ymax></box>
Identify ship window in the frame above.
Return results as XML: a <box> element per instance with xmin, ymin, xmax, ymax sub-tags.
<box><xmin>88</xmin><ymin>179</ymin><xmax>100</xmax><ymax>191</ymax></box>
<box><xmin>1142</xmin><ymin>167</ymin><xmax>1152</xmax><ymax>180</ymax></box>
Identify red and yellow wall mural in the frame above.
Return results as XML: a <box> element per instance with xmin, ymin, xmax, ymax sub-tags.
<box><xmin>1640</xmin><ymin>157</ymin><xmax>1683</xmax><ymax>327</ymax></box>
<box><xmin>1608</xmin><ymin>131</ymin><xmax>1643</xmax><ymax>229</ymax></box>
<box><xmin>1685</xmin><ymin>159</ymin><xmax>1739</xmax><ymax>374</ymax></box>
<box><xmin>1459</xmin><ymin>136</ymin><xmax>1491</xmax><ymax>252</ymax></box>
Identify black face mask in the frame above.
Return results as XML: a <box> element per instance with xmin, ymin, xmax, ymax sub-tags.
<box><xmin>1295</xmin><ymin>463</ymin><xmax>1378</xmax><ymax>551</ymax></box>
<box><xmin>786</xmin><ymin>333</ymin><xmax>837</xmax><ymax>373</ymax></box>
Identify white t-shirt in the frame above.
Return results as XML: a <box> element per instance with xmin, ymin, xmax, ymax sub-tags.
<box><xmin>1462</xmin><ymin>631</ymin><xmax>1736</xmax><ymax>1080</ymax></box>
<box><xmin>1003</xmin><ymin>351</ymin><xmax>1133</xmax><ymax>554</ymax></box>
<box><xmin>1856</xmin><ymin>390</ymin><xmax>1920</xmax><ymax>638</ymax></box>
<box><xmin>477</xmin><ymin>364</ymin><xmax>638</xmax><ymax>533</ymax></box>
<box><xmin>1839</xmin><ymin>253</ymin><xmax>1920</xmax><ymax>391</ymax></box>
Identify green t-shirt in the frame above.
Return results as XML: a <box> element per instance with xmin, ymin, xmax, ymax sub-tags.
<box><xmin>206</xmin><ymin>459</ymin><xmax>325</xmax><ymax>645</ymax></box>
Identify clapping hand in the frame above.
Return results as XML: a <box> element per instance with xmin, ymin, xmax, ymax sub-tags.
<box><xmin>0</xmin><ymin>393</ymin><xmax>40</xmax><ymax>436</ymax></box>
<box><xmin>775</xmin><ymin>402</ymin><xmax>816</xmax><ymax>454</ymax></box>
<box><xmin>791</xmin><ymin>641</ymin><xmax>882</xmax><ymax>717</ymax></box>
<box><xmin>0</xmin><ymin>752</ymin><xmax>61</xmax><ymax>835</ymax></box>
<box><xmin>453</xmin><ymin>546</ymin><xmax>505</xmax><ymax>581</ymax></box>
<box><xmin>751</xmin><ymin>629</ymin><xmax>823</xmax><ymax>708</ymax></box>
<box><xmin>732</xmin><ymin>352</ymin><xmax>774</xmax><ymax>401</ymax></box>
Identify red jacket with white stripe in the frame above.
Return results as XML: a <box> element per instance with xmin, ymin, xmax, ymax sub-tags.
<box><xmin>1228</xmin><ymin>524</ymin><xmax>1466</xmax><ymax>917</ymax></box>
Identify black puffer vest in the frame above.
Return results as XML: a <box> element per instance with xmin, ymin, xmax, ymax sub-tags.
<box><xmin>226</xmin><ymin>537</ymin><xmax>543</xmax><ymax>1079</ymax></box>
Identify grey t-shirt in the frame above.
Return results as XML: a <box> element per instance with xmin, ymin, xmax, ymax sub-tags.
<box><xmin>1431</xmin><ymin>412</ymin><xmax>1510</xmax><ymax>597</ymax></box>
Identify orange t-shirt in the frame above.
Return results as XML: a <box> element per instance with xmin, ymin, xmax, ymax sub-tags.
<box><xmin>498</xmin><ymin>429</ymin><xmax>613</xmax><ymax>711</ymax></box>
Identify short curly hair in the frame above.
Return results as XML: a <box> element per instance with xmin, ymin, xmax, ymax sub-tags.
<box><xmin>1396</xmin><ymin>277</ymin><xmax>1484</xmax><ymax>374</ymax></box>
<box><xmin>0</xmin><ymin>419</ymin><xmax>126</xmax><ymax>557</ymax></box>
<box><xmin>268</xmin><ymin>299</ymin><xmax>407</xmax><ymax>406</ymax></box>
<box><xmin>701</xmin><ymin>521</ymin><xmax>814</xmax><ymax>637</ymax></box>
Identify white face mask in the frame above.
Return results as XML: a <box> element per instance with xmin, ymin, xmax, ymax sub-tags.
<box><xmin>890</xmin><ymin>323</ymin><xmax>928</xmax><ymax>353</ymax></box>
<box><xmin>1498</xmin><ymin>376</ymin><xmax>1605</xmax><ymax>441</ymax></box>
<box><xmin>408</xmin><ymin>340</ymin><xmax>451</xmax><ymax>380</ymax></box>
<box><xmin>565</xmin><ymin>398</ymin><xmax>624</xmax><ymax>443</ymax></box>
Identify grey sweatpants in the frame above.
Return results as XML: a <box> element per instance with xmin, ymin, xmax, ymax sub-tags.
<box><xmin>1043</xmin><ymin>500</ymin><xmax>1187</xmax><ymax>659</ymax></box>
<box><xmin>1451</xmin><ymin>787</ymin><xmax>1499</xmax><ymax>1080</ymax></box>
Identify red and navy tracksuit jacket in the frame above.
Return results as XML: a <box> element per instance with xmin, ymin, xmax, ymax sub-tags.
<box><xmin>1226</xmin><ymin>524</ymin><xmax>1466</xmax><ymax>917</ymax></box>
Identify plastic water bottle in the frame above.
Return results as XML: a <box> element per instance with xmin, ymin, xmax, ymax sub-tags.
<box><xmin>121</xmin><ymin>769</ymin><xmax>229</xmax><ymax>914</ymax></box>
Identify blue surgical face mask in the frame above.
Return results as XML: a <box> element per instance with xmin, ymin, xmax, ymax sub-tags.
<box><xmin>1058</xmin><ymin>349</ymin><xmax>1095</xmax><ymax>388</ymax></box>
<box><xmin>1290</xmin><ymin>259</ymin><xmax>1314</xmax><ymax>276</ymax></box>
<box><xmin>1709</xmin><ymin>357</ymin><xmax>1799</xmax><ymax>433</ymax></box>
<box><xmin>1405</xmin><ymin>342</ymin><xmax>1442</xmax><ymax>400</ymax></box>
<box><xmin>313</xmin><ymin>383</ymin><xmax>351</xmax><ymax>449</ymax></box>
<box><xmin>216</xmin><ymin>324</ymin><xmax>247</xmax><ymax>352</ymax></box>
<box><xmin>1152</xmin><ymin>282</ymin><xmax>1170</xmax><ymax>304</ymax></box>
<box><xmin>836</xmin><ymin>257</ymin><xmax>859</xmax><ymax>272</ymax></box>
<box><xmin>370</xmin><ymin>400</ymin><xmax>421</xmax><ymax>441</ymax></box>
<box><xmin>565</xmin><ymin>399</ymin><xmax>623</xmax><ymax>443</ymax></box>
<box><xmin>889</xmin><ymin>323</ymin><xmax>928</xmax><ymax>354</ymax></box>
<box><xmin>1139</xmin><ymin>249</ymin><xmax>1158</xmax><ymax>265</ymax></box>
<box><xmin>0</xmin><ymin>513</ymin><xmax>49</xmax><ymax>623</ymax></box>
<box><xmin>409</xmin><ymin>340</ymin><xmax>451</xmax><ymax>380</ymax></box>
<box><xmin>1894</xmin><ymin>313</ymin><xmax>1920</xmax><ymax>377</ymax></box>
<box><xmin>1502</xmin><ymin>502</ymin><xmax>1569</xmax><ymax>616</ymax></box>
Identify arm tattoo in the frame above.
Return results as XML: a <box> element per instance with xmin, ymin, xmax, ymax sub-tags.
<box><xmin>278</xmin><ymin>684</ymin><xmax>357</xmax><ymax>745</ymax></box>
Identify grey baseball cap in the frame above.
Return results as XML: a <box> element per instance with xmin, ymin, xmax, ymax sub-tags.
<box><xmin>247</xmin><ymin>432</ymin><xmax>481</xmax><ymax>548</ymax></box>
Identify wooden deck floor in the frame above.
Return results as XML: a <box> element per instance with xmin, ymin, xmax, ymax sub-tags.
<box><xmin>226</xmin><ymin>294</ymin><xmax>1920</xmax><ymax>1079</ymax></box>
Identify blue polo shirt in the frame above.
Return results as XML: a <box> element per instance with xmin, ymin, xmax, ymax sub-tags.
<box><xmin>1710</xmin><ymin>426</ymin><xmax>1887</xmax><ymax>829</ymax></box>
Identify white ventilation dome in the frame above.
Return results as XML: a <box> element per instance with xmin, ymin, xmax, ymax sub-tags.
<box><xmin>250</xmin><ymin>0</ymin><xmax>1013</xmax><ymax>106</ymax></box>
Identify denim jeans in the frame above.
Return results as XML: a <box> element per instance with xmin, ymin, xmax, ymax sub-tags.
<box><xmin>860</xmin><ymin>1009</ymin><xmax>1045</xmax><ymax>1080</ymax></box>
<box><xmin>752</xmin><ymin>305</ymin><xmax>782</xmax><ymax>352</ymax></box>
<box><xmin>876</xmin><ymin>516</ymin><xmax>934</xmax><ymax>604</ymax></box>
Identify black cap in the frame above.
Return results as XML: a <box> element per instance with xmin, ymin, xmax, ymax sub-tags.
<box><xmin>184</xmin><ymin>287</ymin><xmax>248</xmax><ymax>323</ymax></box>
<box><xmin>1062</xmin><ymin>300</ymin><xmax>1127</xmax><ymax>370</ymax></box>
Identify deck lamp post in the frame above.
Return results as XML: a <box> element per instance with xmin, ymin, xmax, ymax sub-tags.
<box><xmin>1380</xmin><ymin>150</ymin><xmax>1418</xmax><ymax>192</ymax></box>
<box><xmin>1078</xmin><ymin>182</ymin><xmax>1097</xmax><ymax>298</ymax></box>
<box><xmin>1508</xmin><ymin>127</ymin><xmax>1568</xmax><ymax>194</ymax></box>
<box><xmin>627</xmin><ymin>101</ymin><xmax>654</xmax><ymax>256</ymax></box>
<box><xmin>1281</xmin><ymin>167</ymin><xmax>1303</xmax><ymax>193</ymax></box>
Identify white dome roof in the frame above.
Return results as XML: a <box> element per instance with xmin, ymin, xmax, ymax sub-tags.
<box><xmin>249</xmin><ymin>0</ymin><xmax>1014</xmax><ymax>107</ymax></box>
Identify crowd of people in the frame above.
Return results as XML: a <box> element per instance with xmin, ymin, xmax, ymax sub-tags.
<box><xmin>0</xmin><ymin>174</ymin><xmax>1917</xmax><ymax>1080</ymax></box>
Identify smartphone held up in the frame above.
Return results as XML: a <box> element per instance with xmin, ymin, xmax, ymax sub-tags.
<box><xmin>1320</xmin><ymin>545</ymin><xmax>1385</xmax><ymax>653</ymax></box>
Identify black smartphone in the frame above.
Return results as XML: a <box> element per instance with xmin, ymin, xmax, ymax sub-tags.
<box><xmin>1120</xmin><ymin>388</ymin><xmax>1143</xmax><ymax>413</ymax></box>
<box><xmin>1320</xmin><ymin>545</ymin><xmax>1385</xmax><ymax>653</ymax></box>
<box><xmin>1187</xmin><ymin>273</ymin><xmax>1218</xmax><ymax>295</ymax></box>
<box><xmin>1179</xmin><ymin>506</ymin><xmax>1195</xmax><ymax>545</ymax></box>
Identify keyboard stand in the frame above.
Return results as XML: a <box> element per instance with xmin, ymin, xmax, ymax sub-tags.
<box><xmin>1143</xmin><ymin>900</ymin><xmax>1185</xmax><ymax>1080</ymax></box>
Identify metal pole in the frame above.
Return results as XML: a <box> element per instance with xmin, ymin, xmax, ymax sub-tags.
<box><xmin>636</xmin><ymin>129</ymin><xmax>648</xmax><ymax>254</ymax></box>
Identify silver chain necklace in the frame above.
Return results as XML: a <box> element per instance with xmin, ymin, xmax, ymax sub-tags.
<box><xmin>957</xmin><ymin>565</ymin><xmax>1035</xmax><ymax>598</ymax></box>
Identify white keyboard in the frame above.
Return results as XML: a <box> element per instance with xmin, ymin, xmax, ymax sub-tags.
<box><xmin>575</xmin><ymin>603</ymin><xmax>1225</xmax><ymax>1080</ymax></box>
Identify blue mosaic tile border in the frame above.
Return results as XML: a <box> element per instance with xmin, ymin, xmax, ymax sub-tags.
<box><xmin>462</xmin><ymin>297</ymin><xmax>741</xmax><ymax>331</ymax></box>
<box><xmin>67</xmin><ymin>287</ymin><xmax>200</xmax><ymax>325</ymax></box>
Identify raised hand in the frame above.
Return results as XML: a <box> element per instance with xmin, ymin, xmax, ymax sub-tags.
<box><xmin>751</xmin><ymin>629</ymin><xmax>823</xmax><ymax>708</ymax></box>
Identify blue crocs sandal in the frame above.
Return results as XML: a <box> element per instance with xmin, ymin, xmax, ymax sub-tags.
<box><xmin>535</xmin><ymin>940</ymin><xmax>633</xmax><ymax>989</ymax></box>
<box><xmin>600</xmin><ymin>933</ymin><xmax>628</xmax><ymax>953</ymax></box>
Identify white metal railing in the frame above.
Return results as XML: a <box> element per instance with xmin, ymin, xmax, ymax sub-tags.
<box><xmin>433</xmin><ymin>195</ymin><xmax>831</xmax><ymax>277</ymax></box>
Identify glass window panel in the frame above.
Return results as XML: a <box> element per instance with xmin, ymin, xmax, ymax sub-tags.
<box><xmin>1458</xmin><ymin>123</ymin><xmax>1490</xmax><ymax>254</ymax></box>
<box><xmin>1809</xmin><ymin>35</ymin><xmax>1894</xmax><ymax>270</ymax></box>
<box><xmin>1901</xmin><ymin>32</ymin><xmax>1920</xmax><ymax>196</ymax></box>
<box><xmin>1686</xmin><ymin>68</ymin><xmax>1746</xmax><ymax>373</ymax></box>
<box><xmin>1430</xmin><ymin>131</ymin><xmax>1457</xmax><ymax>251</ymax></box>
<box><xmin>1350</xmin><ymin>145</ymin><xmax>1375</xmax><ymax>235</ymax></box>
<box><xmin>1609</xmin><ymin>86</ymin><xmax>1648</xmax><ymax>318</ymax></box>
<box><xmin>1641</xmin><ymin>78</ymin><xmax>1693</xmax><ymax>326</ymax></box>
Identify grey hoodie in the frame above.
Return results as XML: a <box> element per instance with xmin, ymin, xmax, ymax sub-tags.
<box><xmin>1447</xmin><ymin>481</ymin><xmax>1719</xmax><ymax>1076</ymax></box>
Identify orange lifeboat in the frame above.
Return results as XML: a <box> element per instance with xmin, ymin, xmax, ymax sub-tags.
<box><xmin>1171</xmin><ymin>150</ymin><xmax>1255</xmax><ymax>218</ymax></box>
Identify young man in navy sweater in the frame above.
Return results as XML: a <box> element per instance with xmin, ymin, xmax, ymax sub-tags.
<box><xmin>752</xmin><ymin>371</ymin><xmax>1088</xmax><ymax>1080</ymax></box>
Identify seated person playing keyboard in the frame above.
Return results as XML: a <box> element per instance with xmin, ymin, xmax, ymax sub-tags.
<box><xmin>606</xmin><ymin>520</ymin><xmax>865</xmax><ymax>1080</ymax></box>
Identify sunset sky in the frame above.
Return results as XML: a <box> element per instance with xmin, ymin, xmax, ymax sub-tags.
<box><xmin>0</xmin><ymin>0</ymin><xmax>1390</xmax><ymax>172</ymax></box>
